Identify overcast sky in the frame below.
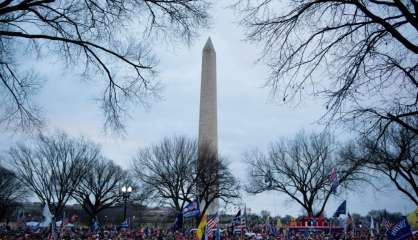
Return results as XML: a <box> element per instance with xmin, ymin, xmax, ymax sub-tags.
<box><xmin>1</xmin><ymin>1</ymin><xmax>415</xmax><ymax>217</ymax></box>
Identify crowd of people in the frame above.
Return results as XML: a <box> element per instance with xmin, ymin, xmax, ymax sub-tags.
<box><xmin>1</xmin><ymin>225</ymin><xmax>169</xmax><ymax>240</ymax></box>
<box><xmin>1</xmin><ymin>223</ymin><xmax>416</xmax><ymax>240</ymax></box>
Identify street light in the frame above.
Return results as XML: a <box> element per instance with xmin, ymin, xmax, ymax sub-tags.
<box><xmin>121</xmin><ymin>185</ymin><xmax>132</xmax><ymax>221</ymax></box>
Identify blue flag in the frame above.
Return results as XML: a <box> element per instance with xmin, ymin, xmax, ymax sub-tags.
<box><xmin>271</xmin><ymin>223</ymin><xmax>277</xmax><ymax>236</ymax></box>
<box><xmin>311</xmin><ymin>218</ymin><xmax>317</xmax><ymax>226</ymax></box>
<box><xmin>91</xmin><ymin>218</ymin><xmax>100</xmax><ymax>232</ymax></box>
<box><xmin>215</xmin><ymin>227</ymin><xmax>221</xmax><ymax>240</ymax></box>
<box><xmin>182</xmin><ymin>200</ymin><xmax>200</xmax><ymax>218</ymax></box>
<box><xmin>387</xmin><ymin>217</ymin><xmax>412</xmax><ymax>240</ymax></box>
<box><xmin>333</xmin><ymin>200</ymin><xmax>346</xmax><ymax>218</ymax></box>
<box><xmin>202</xmin><ymin>224</ymin><xmax>208</xmax><ymax>240</ymax></box>
<box><xmin>120</xmin><ymin>219</ymin><xmax>129</xmax><ymax>229</ymax></box>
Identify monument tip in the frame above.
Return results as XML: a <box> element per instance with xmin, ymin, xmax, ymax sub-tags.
<box><xmin>203</xmin><ymin>37</ymin><xmax>215</xmax><ymax>51</ymax></box>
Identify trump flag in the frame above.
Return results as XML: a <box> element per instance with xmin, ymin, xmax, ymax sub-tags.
<box><xmin>387</xmin><ymin>217</ymin><xmax>413</xmax><ymax>240</ymax></box>
<box><xmin>182</xmin><ymin>200</ymin><xmax>200</xmax><ymax>218</ymax></box>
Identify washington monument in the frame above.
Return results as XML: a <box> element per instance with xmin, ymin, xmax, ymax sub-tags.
<box><xmin>198</xmin><ymin>37</ymin><xmax>218</xmax><ymax>214</ymax></box>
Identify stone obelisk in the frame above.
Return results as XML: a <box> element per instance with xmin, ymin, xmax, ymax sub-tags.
<box><xmin>198</xmin><ymin>37</ymin><xmax>218</xmax><ymax>214</ymax></box>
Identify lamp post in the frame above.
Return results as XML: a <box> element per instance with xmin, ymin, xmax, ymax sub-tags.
<box><xmin>121</xmin><ymin>186</ymin><xmax>132</xmax><ymax>221</ymax></box>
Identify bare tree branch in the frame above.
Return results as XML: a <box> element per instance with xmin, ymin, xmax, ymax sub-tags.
<box><xmin>348</xmin><ymin>124</ymin><xmax>418</xmax><ymax>205</ymax></box>
<box><xmin>0</xmin><ymin>0</ymin><xmax>210</xmax><ymax>132</ymax></box>
<box><xmin>235</xmin><ymin>0</ymin><xmax>418</xmax><ymax>137</ymax></box>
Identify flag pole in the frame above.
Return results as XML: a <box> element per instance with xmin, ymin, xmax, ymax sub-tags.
<box><xmin>240</xmin><ymin>203</ymin><xmax>243</xmax><ymax>240</ymax></box>
<box><xmin>240</xmin><ymin>207</ymin><xmax>243</xmax><ymax>240</ymax></box>
<box><xmin>181</xmin><ymin>213</ymin><xmax>184</xmax><ymax>236</ymax></box>
<box><xmin>329</xmin><ymin>217</ymin><xmax>332</xmax><ymax>236</ymax></box>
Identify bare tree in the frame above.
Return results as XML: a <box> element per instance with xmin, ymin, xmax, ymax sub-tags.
<box><xmin>196</xmin><ymin>144</ymin><xmax>240</xmax><ymax>221</ymax></box>
<box><xmin>8</xmin><ymin>132</ymin><xmax>99</xmax><ymax>218</ymax></box>
<box><xmin>132</xmin><ymin>136</ymin><xmax>240</xmax><ymax>218</ymax></box>
<box><xmin>132</xmin><ymin>136</ymin><xmax>197</xmax><ymax>212</ymax></box>
<box><xmin>0</xmin><ymin>165</ymin><xmax>28</xmax><ymax>221</ymax></box>
<box><xmin>0</xmin><ymin>0</ymin><xmax>210</xmax><ymax>132</ymax></box>
<box><xmin>235</xmin><ymin>0</ymin><xmax>418</xmax><ymax>136</ymax></box>
<box><xmin>348</xmin><ymin>125</ymin><xmax>418</xmax><ymax>205</ymax></box>
<box><xmin>246</xmin><ymin>131</ymin><xmax>366</xmax><ymax>217</ymax></box>
<box><xmin>73</xmin><ymin>157</ymin><xmax>128</xmax><ymax>223</ymax></box>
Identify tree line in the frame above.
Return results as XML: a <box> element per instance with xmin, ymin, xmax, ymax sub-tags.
<box><xmin>0</xmin><ymin>133</ymin><xmax>240</xmax><ymax>225</ymax></box>
<box><xmin>1</xmin><ymin>129</ymin><xmax>416</xmax><ymax>224</ymax></box>
<box><xmin>1</xmin><ymin>133</ymin><xmax>138</xmax><ymax>223</ymax></box>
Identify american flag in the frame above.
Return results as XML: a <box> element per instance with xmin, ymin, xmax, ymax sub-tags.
<box><xmin>383</xmin><ymin>219</ymin><xmax>393</xmax><ymax>231</ymax></box>
<box><xmin>232</xmin><ymin>208</ymin><xmax>246</xmax><ymax>230</ymax></box>
<box><xmin>207</xmin><ymin>214</ymin><xmax>219</xmax><ymax>233</ymax></box>
<box><xmin>232</xmin><ymin>209</ymin><xmax>241</xmax><ymax>225</ymax></box>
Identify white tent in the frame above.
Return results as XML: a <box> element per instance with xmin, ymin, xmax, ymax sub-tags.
<box><xmin>55</xmin><ymin>220</ymin><xmax>74</xmax><ymax>228</ymax></box>
<box><xmin>40</xmin><ymin>204</ymin><xmax>53</xmax><ymax>227</ymax></box>
<box><xmin>25</xmin><ymin>221</ymin><xmax>40</xmax><ymax>227</ymax></box>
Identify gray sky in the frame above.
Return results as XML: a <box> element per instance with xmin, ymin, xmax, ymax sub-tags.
<box><xmin>1</xmin><ymin>1</ymin><xmax>415</xmax><ymax>217</ymax></box>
